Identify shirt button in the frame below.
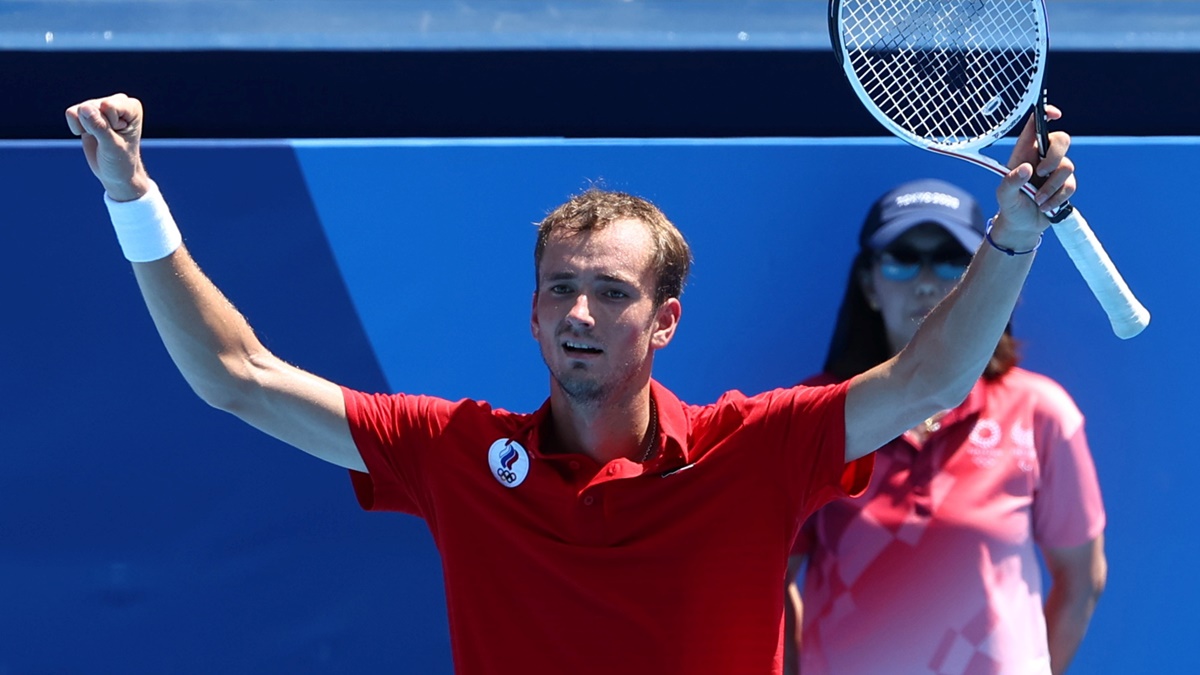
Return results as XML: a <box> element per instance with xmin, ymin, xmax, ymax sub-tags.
<box><xmin>583</xmin><ymin>495</ymin><xmax>595</xmax><ymax>506</ymax></box>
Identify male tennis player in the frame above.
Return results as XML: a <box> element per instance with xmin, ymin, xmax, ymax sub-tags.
<box><xmin>66</xmin><ymin>92</ymin><xmax>1076</xmax><ymax>675</ymax></box>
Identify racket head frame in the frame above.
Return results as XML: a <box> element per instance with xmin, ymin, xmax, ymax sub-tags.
<box><xmin>828</xmin><ymin>0</ymin><xmax>1149</xmax><ymax>339</ymax></box>
<box><xmin>828</xmin><ymin>0</ymin><xmax>1049</xmax><ymax>165</ymax></box>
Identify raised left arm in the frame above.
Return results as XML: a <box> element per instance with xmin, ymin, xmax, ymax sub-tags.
<box><xmin>844</xmin><ymin>108</ymin><xmax>1075</xmax><ymax>461</ymax></box>
<box><xmin>1043</xmin><ymin>534</ymin><xmax>1107</xmax><ymax>674</ymax></box>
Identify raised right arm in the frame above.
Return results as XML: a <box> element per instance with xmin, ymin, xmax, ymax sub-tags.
<box><xmin>66</xmin><ymin>93</ymin><xmax>365</xmax><ymax>472</ymax></box>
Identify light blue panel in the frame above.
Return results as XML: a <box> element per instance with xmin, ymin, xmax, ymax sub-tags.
<box><xmin>296</xmin><ymin>137</ymin><xmax>1198</xmax><ymax>673</ymax></box>
<box><xmin>293</xmin><ymin>139</ymin><xmax>1002</xmax><ymax>410</ymax></box>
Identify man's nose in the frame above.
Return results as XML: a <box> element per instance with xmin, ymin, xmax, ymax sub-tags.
<box><xmin>566</xmin><ymin>294</ymin><xmax>594</xmax><ymax>327</ymax></box>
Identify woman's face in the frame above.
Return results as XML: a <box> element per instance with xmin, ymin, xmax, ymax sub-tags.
<box><xmin>860</xmin><ymin>223</ymin><xmax>973</xmax><ymax>354</ymax></box>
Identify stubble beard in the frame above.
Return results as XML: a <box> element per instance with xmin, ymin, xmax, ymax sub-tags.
<box><xmin>558</xmin><ymin>379</ymin><xmax>605</xmax><ymax>406</ymax></box>
<box><xmin>549</xmin><ymin>362</ymin><xmax>609</xmax><ymax>407</ymax></box>
<box><xmin>545</xmin><ymin>352</ymin><xmax>647</xmax><ymax>409</ymax></box>
<box><xmin>543</xmin><ymin>315</ymin><xmax>657</xmax><ymax>408</ymax></box>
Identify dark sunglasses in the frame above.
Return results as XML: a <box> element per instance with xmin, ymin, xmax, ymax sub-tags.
<box><xmin>876</xmin><ymin>246</ymin><xmax>973</xmax><ymax>282</ymax></box>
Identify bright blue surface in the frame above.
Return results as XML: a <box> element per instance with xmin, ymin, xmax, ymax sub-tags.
<box><xmin>0</xmin><ymin>143</ymin><xmax>449</xmax><ymax>673</ymax></box>
<box><xmin>3</xmin><ymin>137</ymin><xmax>1196</xmax><ymax>672</ymax></box>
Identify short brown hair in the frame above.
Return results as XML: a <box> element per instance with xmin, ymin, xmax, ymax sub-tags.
<box><xmin>534</xmin><ymin>187</ymin><xmax>692</xmax><ymax>306</ymax></box>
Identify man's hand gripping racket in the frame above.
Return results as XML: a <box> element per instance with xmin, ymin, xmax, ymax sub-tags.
<box><xmin>829</xmin><ymin>0</ymin><xmax>1149</xmax><ymax>338</ymax></box>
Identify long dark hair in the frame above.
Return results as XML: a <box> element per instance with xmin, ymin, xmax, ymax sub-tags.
<box><xmin>822</xmin><ymin>249</ymin><xmax>1019</xmax><ymax>381</ymax></box>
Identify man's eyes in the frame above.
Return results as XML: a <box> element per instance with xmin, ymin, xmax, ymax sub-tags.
<box><xmin>545</xmin><ymin>284</ymin><xmax>632</xmax><ymax>300</ymax></box>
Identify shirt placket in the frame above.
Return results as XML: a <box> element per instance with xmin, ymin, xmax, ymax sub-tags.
<box><xmin>575</xmin><ymin>459</ymin><xmax>640</xmax><ymax>546</ymax></box>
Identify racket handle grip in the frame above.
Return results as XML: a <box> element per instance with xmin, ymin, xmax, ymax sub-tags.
<box><xmin>1050</xmin><ymin>209</ymin><xmax>1150</xmax><ymax>339</ymax></box>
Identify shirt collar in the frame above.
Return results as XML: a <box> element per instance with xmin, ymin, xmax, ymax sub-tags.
<box><xmin>647</xmin><ymin>379</ymin><xmax>690</xmax><ymax>470</ymax></box>
<box><xmin>511</xmin><ymin>379</ymin><xmax>690</xmax><ymax>469</ymax></box>
<box><xmin>938</xmin><ymin>377</ymin><xmax>988</xmax><ymax>429</ymax></box>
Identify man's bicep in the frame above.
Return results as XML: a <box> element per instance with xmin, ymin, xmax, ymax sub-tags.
<box><xmin>232</xmin><ymin>356</ymin><xmax>365</xmax><ymax>472</ymax></box>
<box><xmin>843</xmin><ymin>360</ymin><xmax>924</xmax><ymax>461</ymax></box>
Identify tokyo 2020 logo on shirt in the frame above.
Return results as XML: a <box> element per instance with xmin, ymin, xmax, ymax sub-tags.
<box><xmin>488</xmin><ymin>438</ymin><xmax>529</xmax><ymax>488</ymax></box>
<box><xmin>968</xmin><ymin>418</ymin><xmax>1003</xmax><ymax>468</ymax></box>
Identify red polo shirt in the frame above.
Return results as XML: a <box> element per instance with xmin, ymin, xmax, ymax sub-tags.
<box><xmin>345</xmin><ymin>379</ymin><xmax>871</xmax><ymax>675</ymax></box>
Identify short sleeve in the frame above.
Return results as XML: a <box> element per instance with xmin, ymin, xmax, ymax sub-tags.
<box><xmin>740</xmin><ymin>381</ymin><xmax>873</xmax><ymax>526</ymax></box>
<box><xmin>1032</xmin><ymin>403</ymin><xmax>1106</xmax><ymax>549</ymax></box>
<box><xmin>342</xmin><ymin>386</ymin><xmax>457</xmax><ymax>517</ymax></box>
<box><xmin>787</xmin><ymin>381</ymin><xmax>872</xmax><ymax>515</ymax></box>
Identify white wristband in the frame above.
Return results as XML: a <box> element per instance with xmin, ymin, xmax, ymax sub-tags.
<box><xmin>104</xmin><ymin>181</ymin><xmax>183</xmax><ymax>262</ymax></box>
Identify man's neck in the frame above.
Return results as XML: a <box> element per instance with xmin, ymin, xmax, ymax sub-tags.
<box><xmin>548</xmin><ymin>385</ymin><xmax>654</xmax><ymax>464</ymax></box>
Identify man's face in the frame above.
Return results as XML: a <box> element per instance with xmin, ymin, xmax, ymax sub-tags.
<box><xmin>531</xmin><ymin>218</ymin><xmax>679</xmax><ymax>405</ymax></box>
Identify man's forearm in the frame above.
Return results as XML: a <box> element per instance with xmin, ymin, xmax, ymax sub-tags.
<box><xmin>901</xmin><ymin>223</ymin><xmax>1037</xmax><ymax>410</ymax></box>
<box><xmin>842</xmin><ymin>215</ymin><xmax>1041</xmax><ymax>460</ymax></box>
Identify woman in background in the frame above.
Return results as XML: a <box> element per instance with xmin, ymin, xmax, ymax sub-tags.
<box><xmin>787</xmin><ymin>179</ymin><xmax>1107</xmax><ymax>675</ymax></box>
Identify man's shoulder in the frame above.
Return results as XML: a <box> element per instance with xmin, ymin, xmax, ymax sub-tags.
<box><xmin>344</xmin><ymin>387</ymin><xmax>536</xmax><ymax>425</ymax></box>
<box><xmin>697</xmin><ymin>378</ymin><xmax>849</xmax><ymax>419</ymax></box>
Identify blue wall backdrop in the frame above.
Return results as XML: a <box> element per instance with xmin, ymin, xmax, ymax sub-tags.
<box><xmin>2</xmin><ymin>137</ymin><xmax>1194</xmax><ymax>672</ymax></box>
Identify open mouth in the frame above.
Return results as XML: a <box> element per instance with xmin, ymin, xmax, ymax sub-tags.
<box><xmin>563</xmin><ymin>340</ymin><xmax>603</xmax><ymax>356</ymax></box>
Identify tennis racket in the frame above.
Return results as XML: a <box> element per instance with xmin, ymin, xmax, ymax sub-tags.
<box><xmin>829</xmin><ymin>0</ymin><xmax>1149</xmax><ymax>339</ymax></box>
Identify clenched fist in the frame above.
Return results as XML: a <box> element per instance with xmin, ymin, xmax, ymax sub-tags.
<box><xmin>65</xmin><ymin>93</ymin><xmax>151</xmax><ymax>202</ymax></box>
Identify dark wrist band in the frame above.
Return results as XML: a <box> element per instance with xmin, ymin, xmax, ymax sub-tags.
<box><xmin>984</xmin><ymin>217</ymin><xmax>1042</xmax><ymax>256</ymax></box>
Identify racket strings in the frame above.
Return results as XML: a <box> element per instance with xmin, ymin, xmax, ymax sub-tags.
<box><xmin>839</xmin><ymin>0</ymin><xmax>1043</xmax><ymax>147</ymax></box>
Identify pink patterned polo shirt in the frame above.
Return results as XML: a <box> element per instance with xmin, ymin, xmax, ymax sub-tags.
<box><xmin>794</xmin><ymin>368</ymin><xmax>1105</xmax><ymax>674</ymax></box>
